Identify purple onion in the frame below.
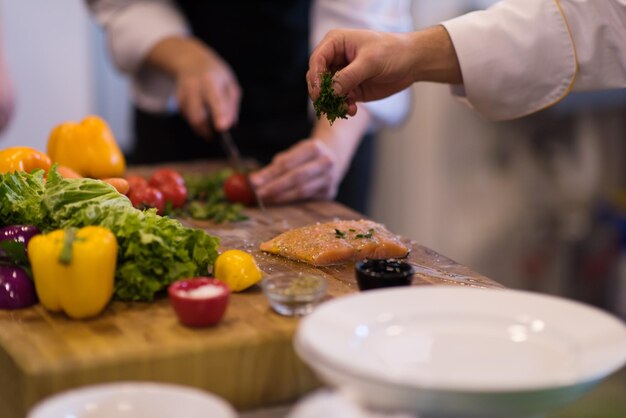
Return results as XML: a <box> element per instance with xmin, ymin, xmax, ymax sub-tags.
<box><xmin>0</xmin><ymin>225</ymin><xmax>41</xmax><ymax>258</ymax></box>
<box><xmin>0</xmin><ymin>265</ymin><xmax>37</xmax><ymax>309</ymax></box>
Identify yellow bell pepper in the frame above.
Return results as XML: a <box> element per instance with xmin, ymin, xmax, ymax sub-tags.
<box><xmin>28</xmin><ymin>226</ymin><xmax>118</xmax><ymax>319</ymax></box>
<box><xmin>0</xmin><ymin>146</ymin><xmax>51</xmax><ymax>173</ymax></box>
<box><xmin>47</xmin><ymin>115</ymin><xmax>126</xmax><ymax>178</ymax></box>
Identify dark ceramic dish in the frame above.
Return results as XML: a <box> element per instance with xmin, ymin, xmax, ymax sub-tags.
<box><xmin>354</xmin><ymin>258</ymin><xmax>414</xmax><ymax>291</ymax></box>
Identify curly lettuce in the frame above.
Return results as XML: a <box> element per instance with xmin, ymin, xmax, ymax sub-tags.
<box><xmin>0</xmin><ymin>169</ymin><xmax>46</xmax><ymax>226</ymax></box>
<box><xmin>0</xmin><ymin>168</ymin><xmax>220</xmax><ymax>301</ymax></box>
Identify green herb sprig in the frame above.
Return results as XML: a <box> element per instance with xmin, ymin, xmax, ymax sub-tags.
<box><xmin>313</xmin><ymin>71</ymin><xmax>348</xmax><ymax>125</ymax></box>
<box><xmin>355</xmin><ymin>229</ymin><xmax>375</xmax><ymax>239</ymax></box>
<box><xmin>334</xmin><ymin>228</ymin><xmax>375</xmax><ymax>239</ymax></box>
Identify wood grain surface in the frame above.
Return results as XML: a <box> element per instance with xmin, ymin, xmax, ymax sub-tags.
<box><xmin>0</xmin><ymin>162</ymin><xmax>502</xmax><ymax>417</ymax></box>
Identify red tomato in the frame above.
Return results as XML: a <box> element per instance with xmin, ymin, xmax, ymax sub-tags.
<box><xmin>149</xmin><ymin>168</ymin><xmax>185</xmax><ymax>187</ymax></box>
<box><xmin>148</xmin><ymin>168</ymin><xmax>188</xmax><ymax>208</ymax></box>
<box><xmin>128</xmin><ymin>186</ymin><xmax>165</xmax><ymax>215</ymax></box>
<box><xmin>158</xmin><ymin>181</ymin><xmax>188</xmax><ymax>209</ymax></box>
<box><xmin>126</xmin><ymin>175</ymin><xmax>148</xmax><ymax>194</ymax></box>
<box><xmin>223</xmin><ymin>173</ymin><xmax>256</xmax><ymax>206</ymax></box>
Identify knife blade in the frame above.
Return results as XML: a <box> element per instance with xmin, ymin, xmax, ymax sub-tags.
<box><xmin>217</xmin><ymin>129</ymin><xmax>268</xmax><ymax>215</ymax></box>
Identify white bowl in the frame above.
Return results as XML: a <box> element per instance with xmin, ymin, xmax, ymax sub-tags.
<box><xmin>28</xmin><ymin>382</ymin><xmax>237</xmax><ymax>418</ymax></box>
<box><xmin>295</xmin><ymin>286</ymin><xmax>626</xmax><ymax>418</ymax></box>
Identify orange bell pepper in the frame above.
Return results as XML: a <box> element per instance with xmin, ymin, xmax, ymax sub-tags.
<box><xmin>0</xmin><ymin>146</ymin><xmax>51</xmax><ymax>173</ymax></box>
<box><xmin>47</xmin><ymin>115</ymin><xmax>126</xmax><ymax>179</ymax></box>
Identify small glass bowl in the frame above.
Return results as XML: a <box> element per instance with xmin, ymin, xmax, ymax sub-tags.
<box><xmin>355</xmin><ymin>258</ymin><xmax>414</xmax><ymax>291</ymax></box>
<box><xmin>261</xmin><ymin>272</ymin><xmax>327</xmax><ymax>317</ymax></box>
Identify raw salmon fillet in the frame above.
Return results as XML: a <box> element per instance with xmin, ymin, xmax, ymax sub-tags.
<box><xmin>260</xmin><ymin>219</ymin><xmax>410</xmax><ymax>266</ymax></box>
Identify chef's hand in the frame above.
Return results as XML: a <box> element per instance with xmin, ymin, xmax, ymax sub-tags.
<box><xmin>307</xmin><ymin>26</ymin><xmax>462</xmax><ymax>116</ymax></box>
<box><xmin>145</xmin><ymin>36</ymin><xmax>241</xmax><ymax>137</ymax></box>
<box><xmin>250</xmin><ymin>108</ymin><xmax>371</xmax><ymax>204</ymax></box>
<box><xmin>250</xmin><ymin>138</ymin><xmax>341</xmax><ymax>204</ymax></box>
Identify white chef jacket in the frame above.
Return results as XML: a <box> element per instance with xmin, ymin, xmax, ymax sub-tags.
<box><xmin>88</xmin><ymin>0</ymin><xmax>413</xmax><ymax>127</ymax></box>
<box><xmin>441</xmin><ymin>0</ymin><xmax>626</xmax><ymax>121</ymax></box>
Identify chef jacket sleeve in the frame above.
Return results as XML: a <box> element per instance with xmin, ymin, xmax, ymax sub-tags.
<box><xmin>87</xmin><ymin>0</ymin><xmax>188</xmax><ymax>112</ymax></box>
<box><xmin>441</xmin><ymin>0</ymin><xmax>626</xmax><ymax>121</ymax></box>
<box><xmin>311</xmin><ymin>0</ymin><xmax>414</xmax><ymax>127</ymax></box>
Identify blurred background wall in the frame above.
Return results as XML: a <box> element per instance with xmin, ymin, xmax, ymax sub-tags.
<box><xmin>2</xmin><ymin>0</ymin><xmax>626</xmax><ymax>318</ymax></box>
<box><xmin>0</xmin><ymin>0</ymin><xmax>131</xmax><ymax>152</ymax></box>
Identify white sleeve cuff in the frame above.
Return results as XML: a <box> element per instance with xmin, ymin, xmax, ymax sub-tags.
<box><xmin>441</xmin><ymin>0</ymin><xmax>577</xmax><ymax>121</ymax></box>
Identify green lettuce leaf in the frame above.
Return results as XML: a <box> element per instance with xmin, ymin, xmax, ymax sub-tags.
<box><xmin>0</xmin><ymin>169</ymin><xmax>47</xmax><ymax>227</ymax></box>
<box><xmin>43</xmin><ymin>167</ymin><xmax>132</xmax><ymax>226</ymax></box>
<box><xmin>1</xmin><ymin>167</ymin><xmax>220</xmax><ymax>301</ymax></box>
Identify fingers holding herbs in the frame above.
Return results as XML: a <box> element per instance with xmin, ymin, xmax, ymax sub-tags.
<box><xmin>312</xmin><ymin>71</ymin><xmax>350</xmax><ymax>125</ymax></box>
<box><xmin>308</xmin><ymin>29</ymin><xmax>422</xmax><ymax>113</ymax></box>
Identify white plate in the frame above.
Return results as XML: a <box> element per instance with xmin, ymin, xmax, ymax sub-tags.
<box><xmin>295</xmin><ymin>286</ymin><xmax>626</xmax><ymax>417</ymax></box>
<box><xmin>28</xmin><ymin>382</ymin><xmax>237</xmax><ymax>418</ymax></box>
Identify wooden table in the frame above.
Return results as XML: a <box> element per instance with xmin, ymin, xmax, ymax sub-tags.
<box><xmin>0</xmin><ymin>164</ymin><xmax>502</xmax><ymax>418</ymax></box>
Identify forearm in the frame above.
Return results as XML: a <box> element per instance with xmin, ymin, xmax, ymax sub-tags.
<box><xmin>311</xmin><ymin>108</ymin><xmax>372</xmax><ymax>179</ymax></box>
<box><xmin>86</xmin><ymin>0</ymin><xmax>189</xmax><ymax>112</ymax></box>
<box><xmin>144</xmin><ymin>36</ymin><xmax>215</xmax><ymax>78</ymax></box>
<box><xmin>86</xmin><ymin>0</ymin><xmax>188</xmax><ymax>74</ymax></box>
<box><xmin>409</xmin><ymin>26</ymin><xmax>463</xmax><ymax>85</ymax></box>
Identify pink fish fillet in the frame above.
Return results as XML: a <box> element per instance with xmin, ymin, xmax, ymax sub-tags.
<box><xmin>259</xmin><ymin>219</ymin><xmax>410</xmax><ymax>266</ymax></box>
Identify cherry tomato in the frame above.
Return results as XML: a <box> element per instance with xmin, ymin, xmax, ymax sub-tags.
<box><xmin>148</xmin><ymin>168</ymin><xmax>188</xmax><ymax>208</ymax></box>
<box><xmin>158</xmin><ymin>181</ymin><xmax>188</xmax><ymax>209</ymax></box>
<box><xmin>223</xmin><ymin>173</ymin><xmax>256</xmax><ymax>206</ymax></box>
<box><xmin>126</xmin><ymin>175</ymin><xmax>148</xmax><ymax>194</ymax></box>
<box><xmin>149</xmin><ymin>168</ymin><xmax>185</xmax><ymax>187</ymax></box>
<box><xmin>128</xmin><ymin>186</ymin><xmax>165</xmax><ymax>215</ymax></box>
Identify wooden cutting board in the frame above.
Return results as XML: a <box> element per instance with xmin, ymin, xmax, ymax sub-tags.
<box><xmin>0</xmin><ymin>171</ymin><xmax>502</xmax><ymax>418</ymax></box>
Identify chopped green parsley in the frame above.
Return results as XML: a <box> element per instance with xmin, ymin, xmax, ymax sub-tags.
<box><xmin>313</xmin><ymin>71</ymin><xmax>348</xmax><ymax>125</ymax></box>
